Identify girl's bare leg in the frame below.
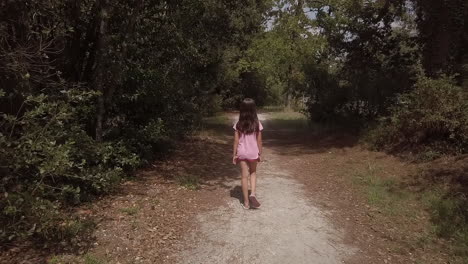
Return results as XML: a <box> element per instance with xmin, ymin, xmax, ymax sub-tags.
<box><xmin>248</xmin><ymin>161</ymin><xmax>258</xmax><ymax>196</ymax></box>
<box><xmin>240</xmin><ymin>161</ymin><xmax>250</xmax><ymax>207</ymax></box>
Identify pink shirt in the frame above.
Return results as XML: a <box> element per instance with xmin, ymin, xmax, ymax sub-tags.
<box><xmin>233</xmin><ymin>121</ymin><xmax>263</xmax><ymax>160</ymax></box>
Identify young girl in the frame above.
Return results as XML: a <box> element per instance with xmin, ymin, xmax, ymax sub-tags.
<box><xmin>232</xmin><ymin>98</ymin><xmax>263</xmax><ymax>209</ymax></box>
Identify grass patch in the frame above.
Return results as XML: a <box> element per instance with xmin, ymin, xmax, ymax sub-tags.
<box><xmin>265</xmin><ymin>111</ymin><xmax>353</xmax><ymax>135</ymax></box>
<box><xmin>202</xmin><ymin>113</ymin><xmax>231</xmax><ymax>126</ymax></box>
<box><xmin>84</xmin><ymin>254</ymin><xmax>107</xmax><ymax>264</ymax></box>
<box><xmin>265</xmin><ymin>111</ymin><xmax>311</xmax><ymax>130</ymax></box>
<box><xmin>426</xmin><ymin>191</ymin><xmax>468</xmax><ymax>258</ymax></box>
<box><xmin>60</xmin><ymin>219</ymin><xmax>96</xmax><ymax>239</ymax></box>
<box><xmin>201</xmin><ymin>110</ymin><xmax>314</xmax><ymax>135</ymax></box>
<box><xmin>350</xmin><ymin>163</ymin><xmax>468</xmax><ymax>262</ymax></box>
<box><xmin>47</xmin><ymin>254</ymin><xmax>106</xmax><ymax>264</ymax></box>
<box><xmin>266</xmin><ymin>111</ymin><xmax>307</xmax><ymax>120</ymax></box>
<box><xmin>414</xmin><ymin>149</ymin><xmax>442</xmax><ymax>162</ymax></box>
<box><xmin>176</xmin><ymin>174</ymin><xmax>200</xmax><ymax>190</ymax></box>
<box><xmin>196</xmin><ymin>113</ymin><xmax>232</xmax><ymax>140</ymax></box>
<box><xmin>47</xmin><ymin>256</ymin><xmax>62</xmax><ymax>264</ymax></box>
<box><xmin>120</xmin><ymin>206</ymin><xmax>139</xmax><ymax>216</ymax></box>
<box><xmin>260</xmin><ymin>105</ymin><xmax>286</xmax><ymax>112</ymax></box>
<box><xmin>351</xmin><ymin>164</ymin><xmax>410</xmax><ymax>216</ymax></box>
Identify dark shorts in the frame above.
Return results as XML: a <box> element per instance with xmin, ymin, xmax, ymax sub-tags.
<box><xmin>236</xmin><ymin>158</ymin><xmax>259</xmax><ymax>164</ymax></box>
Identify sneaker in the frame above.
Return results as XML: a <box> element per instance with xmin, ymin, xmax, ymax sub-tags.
<box><xmin>249</xmin><ymin>195</ymin><xmax>261</xmax><ymax>209</ymax></box>
<box><xmin>241</xmin><ymin>203</ymin><xmax>250</xmax><ymax>210</ymax></box>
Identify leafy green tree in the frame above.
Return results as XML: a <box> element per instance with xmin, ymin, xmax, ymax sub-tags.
<box><xmin>0</xmin><ymin>0</ymin><xmax>272</xmax><ymax>242</ymax></box>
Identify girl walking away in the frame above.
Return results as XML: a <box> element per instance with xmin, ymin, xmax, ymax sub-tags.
<box><xmin>232</xmin><ymin>98</ymin><xmax>263</xmax><ymax>209</ymax></box>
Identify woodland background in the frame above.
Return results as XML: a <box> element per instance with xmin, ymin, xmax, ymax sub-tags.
<box><xmin>0</xmin><ymin>0</ymin><xmax>467</xmax><ymax>256</ymax></box>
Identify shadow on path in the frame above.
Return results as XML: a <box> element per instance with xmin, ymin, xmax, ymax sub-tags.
<box><xmin>262</xmin><ymin>117</ymin><xmax>360</xmax><ymax>157</ymax></box>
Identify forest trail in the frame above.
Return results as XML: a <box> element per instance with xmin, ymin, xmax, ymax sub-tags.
<box><xmin>36</xmin><ymin>111</ymin><xmax>453</xmax><ymax>264</ymax></box>
<box><xmin>3</xmin><ymin>1</ymin><xmax>466</xmax><ymax>263</ymax></box>
<box><xmin>177</xmin><ymin>114</ymin><xmax>355</xmax><ymax>263</ymax></box>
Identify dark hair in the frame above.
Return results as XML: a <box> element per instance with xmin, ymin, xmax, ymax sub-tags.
<box><xmin>236</xmin><ymin>98</ymin><xmax>259</xmax><ymax>134</ymax></box>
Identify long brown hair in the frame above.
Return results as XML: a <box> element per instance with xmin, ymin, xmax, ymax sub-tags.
<box><xmin>236</xmin><ymin>98</ymin><xmax>259</xmax><ymax>134</ymax></box>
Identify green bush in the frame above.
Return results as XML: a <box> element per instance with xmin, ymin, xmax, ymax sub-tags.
<box><xmin>0</xmin><ymin>0</ymin><xmax>270</xmax><ymax>247</ymax></box>
<box><xmin>0</xmin><ymin>193</ymin><xmax>95</xmax><ymax>241</ymax></box>
<box><xmin>0</xmin><ymin>92</ymin><xmax>135</xmax><ymax>241</ymax></box>
<box><xmin>199</xmin><ymin>94</ymin><xmax>223</xmax><ymax>117</ymax></box>
<box><xmin>368</xmin><ymin>75</ymin><xmax>468</xmax><ymax>153</ymax></box>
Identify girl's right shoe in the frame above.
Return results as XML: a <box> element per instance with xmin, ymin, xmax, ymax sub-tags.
<box><xmin>241</xmin><ymin>203</ymin><xmax>250</xmax><ymax>210</ymax></box>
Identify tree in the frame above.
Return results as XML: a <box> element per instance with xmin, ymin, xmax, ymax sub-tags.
<box><xmin>0</xmin><ymin>0</ymin><xmax>273</xmax><ymax>242</ymax></box>
<box><xmin>413</xmin><ymin>0</ymin><xmax>468</xmax><ymax>88</ymax></box>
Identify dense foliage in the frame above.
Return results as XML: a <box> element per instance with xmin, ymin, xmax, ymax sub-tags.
<box><xmin>239</xmin><ymin>0</ymin><xmax>467</xmax><ymax>152</ymax></box>
<box><xmin>368</xmin><ymin>75</ymin><xmax>468</xmax><ymax>153</ymax></box>
<box><xmin>0</xmin><ymin>0</ymin><xmax>271</xmax><ymax>242</ymax></box>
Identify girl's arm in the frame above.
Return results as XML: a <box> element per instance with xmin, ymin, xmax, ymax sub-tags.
<box><xmin>257</xmin><ymin>131</ymin><xmax>262</xmax><ymax>161</ymax></box>
<box><xmin>232</xmin><ymin>130</ymin><xmax>239</xmax><ymax>164</ymax></box>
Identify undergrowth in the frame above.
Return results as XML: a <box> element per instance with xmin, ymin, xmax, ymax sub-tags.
<box><xmin>426</xmin><ymin>191</ymin><xmax>468</xmax><ymax>258</ymax></box>
<box><xmin>351</xmin><ymin>164</ymin><xmax>410</xmax><ymax>216</ymax></box>
<box><xmin>351</xmin><ymin>163</ymin><xmax>468</xmax><ymax>262</ymax></box>
<box><xmin>367</xmin><ymin>75</ymin><xmax>468</xmax><ymax>155</ymax></box>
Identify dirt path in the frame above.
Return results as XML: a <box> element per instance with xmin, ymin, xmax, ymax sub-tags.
<box><xmin>175</xmin><ymin>113</ymin><xmax>354</xmax><ymax>263</ymax></box>
<box><xmin>177</xmin><ymin>147</ymin><xmax>355</xmax><ymax>263</ymax></box>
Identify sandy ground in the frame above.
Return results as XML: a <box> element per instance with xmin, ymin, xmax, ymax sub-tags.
<box><xmin>177</xmin><ymin>152</ymin><xmax>355</xmax><ymax>264</ymax></box>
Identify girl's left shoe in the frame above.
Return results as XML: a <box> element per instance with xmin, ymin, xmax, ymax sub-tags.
<box><xmin>249</xmin><ymin>195</ymin><xmax>261</xmax><ymax>209</ymax></box>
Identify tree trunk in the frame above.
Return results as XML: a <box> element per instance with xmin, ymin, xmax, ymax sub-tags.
<box><xmin>295</xmin><ymin>0</ymin><xmax>304</xmax><ymax>16</ymax></box>
<box><xmin>65</xmin><ymin>0</ymin><xmax>84</xmax><ymax>82</ymax></box>
<box><xmin>462</xmin><ymin>9</ymin><xmax>468</xmax><ymax>91</ymax></box>
<box><xmin>105</xmin><ymin>0</ymin><xmax>144</xmax><ymax>107</ymax></box>
<box><xmin>94</xmin><ymin>0</ymin><xmax>109</xmax><ymax>142</ymax></box>
<box><xmin>286</xmin><ymin>64</ymin><xmax>293</xmax><ymax>110</ymax></box>
<box><xmin>462</xmin><ymin>51</ymin><xmax>468</xmax><ymax>91</ymax></box>
<box><xmin>286</xmin><ymin>92</ymin><xmax>293</xmax><ymax>110</ymax></box>
<box><xmin>285</xmin><ymin>0</ymin><xmax>304</xmax><ymax>110</ymax></box>
<box><xmin>80</xmin><ymin>10</ymin><xmax>99</xmax><ymax>83</ymax></box>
